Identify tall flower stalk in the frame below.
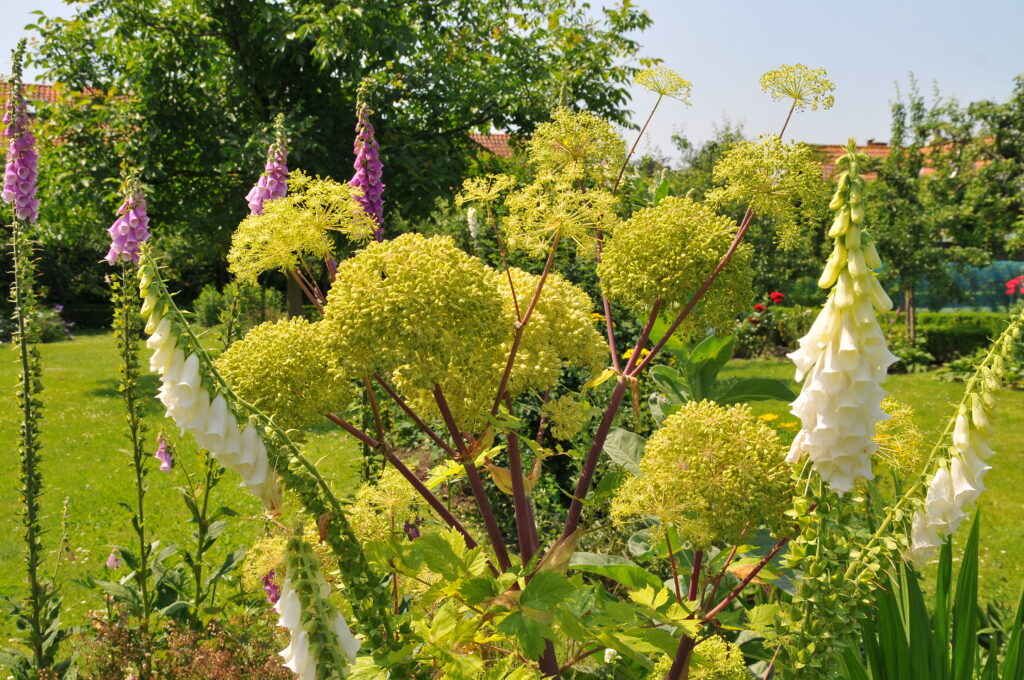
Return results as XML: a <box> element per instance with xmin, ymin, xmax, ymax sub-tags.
<box><xmin>1</xmin><ymin>38</ymin><xmax>69</xmax><ymax>677</ymax></box>
<box><xmin>350</xmin><ymin>80</ymin><xmax>384</xmax><ymax>240</ymax></box>
<box><xmin>106</xmin><ymin>172</ymin><xmax>155</xmax><ymax>678</ymax></box>
<box><xmin>246</xmin><ymin>114</ymin><xmax>288</xmax><ymax>216</ymax></box>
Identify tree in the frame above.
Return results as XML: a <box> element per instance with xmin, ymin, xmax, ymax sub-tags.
<box><xmin>26</xmin><ymin>0</ymin><xmax>652</xmax><ymax>301</ymax></box>
<box><xmin>869</xmin><ymin>79</ymin><xmax>999</xmax><ymax>343</ymax></box>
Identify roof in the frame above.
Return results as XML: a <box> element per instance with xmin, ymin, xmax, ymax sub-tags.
<box><xmin>815</xmin><ymin>140</ymin><xmax>891</xmax><ymax>180</ymax></box>
<box><xmin>469</xmin><ymin>133</ymin><xmax>516</xmax><ymax>158</ymax></box>
<box><xmin>0</xmin><ymin>82</ymin><xmax>62</xmax><ymax>105</ymax></box>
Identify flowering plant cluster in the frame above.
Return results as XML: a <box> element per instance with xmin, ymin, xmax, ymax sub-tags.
<box><xmin>1006</xmin><ymin>273</ymin><xmax>1024</xmax><ymax>296</ymax></box>
<box><xmin>9</xmin><ymin>44</ymin><xmax>1024</xmax><ymax>680</ymax></box>
<box><xmin>2</xmin><ymin>55</ymin><xmax>39</xmax><ymax>223</ymax></box>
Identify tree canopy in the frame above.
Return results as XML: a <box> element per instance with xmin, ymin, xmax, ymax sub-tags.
<box><xmin>26</xmin><ymin>0</ymin><xmax>652</xmax><ymax>300</ymax></box>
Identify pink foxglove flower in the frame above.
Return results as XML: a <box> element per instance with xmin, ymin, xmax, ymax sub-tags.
<box><xmin>246</xmin><ymin>122</ymin><xmax>288</xmax><ymax>215</ymax></box>
<box><xmin>262</xmin><ymin>570</ymin><xmax>281</xmax><ymax>605</ymax></box>
<box><xmin>104</xmin><ymin>189</ymin><xmax>150</xmax><ymax>265</ymax></box>
<box><xmin>106</xmin><ymin>549</ymin><xmax>122</xmax><ymax>569</ymax></box>
<box><xmin>2</xmin><ymin>77</ymin><xmax>39</xmax><ymax>223</ymax></box>
<box><xmin>785</xmin><ymin>145</ymin><xmax>897</xmax><ymax>492</ymax></box>
<box><xmin>350</xmin><ymin>102</ymin><xmax>384</xmax><ymax>240</ymax></box>
<box><xmin>154</xmin><ymin>437</ymin><xmax>173</xmax><ymax>472</ymax></box>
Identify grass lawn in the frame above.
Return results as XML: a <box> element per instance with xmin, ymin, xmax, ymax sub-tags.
<box><xmin>1</xmin><ymin>333</ymin><xmax>1022</xmax><ymax>638</ymax></box>
<box><xmin>0</xmin><ymin>331</ymin><xmax>362</xmax><ymax>633</ymax></box>
<box><xmin>722</xmin><ymin>359</ymin><xmax>1024</xmax><ymax>605</ymax></box>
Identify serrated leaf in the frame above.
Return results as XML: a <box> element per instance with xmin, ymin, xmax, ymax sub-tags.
<box><xmin>521</xmin><ymin>571</ymin><xmax>575</xmax><ymax>611</ymax></box>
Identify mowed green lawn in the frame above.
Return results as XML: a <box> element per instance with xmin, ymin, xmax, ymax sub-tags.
<box><xmin>1</xmin><ymin>334</ymin><xmax>1023</xmax><ymax>636</ymax></box>
<box><xmin>0</xmin><ymin>332</ymin><xmax>361</xmax><ymax>632</ymax></box>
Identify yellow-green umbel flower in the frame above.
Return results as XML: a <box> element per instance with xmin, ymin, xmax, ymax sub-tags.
<box><xmin>759</xmin><ymin>63</ymin><xmax>836</xmax><ymax>112</ymax></box>
<box><xmin>612</xmin><ymin>400</ymin><xmax>789</xmax><ymax>550</ymax></box>
<box><xmin>346</xmin><ymin>467</ymin><xmax>426</xmax><ymax>543</ymax></box>
<box><xmin>228</xmin><ymin>171</ymin><xmax>377</xmax><ymax>285</ymax></box>
<box><xmin>215</xmin><ymin>317</ymin><xmax>351</xmax><ymax>430</ymax></box>
<box><xmin>706</xmin><ymin>135</ymin><xmax>828</xmax><ymax>248</ymax></box>
<box><xmin>455</xmin><ymin>173</ymin><xmax>517</xmax><ymax>209</ymax></box>
<box><xmin>597</xmin><ymin>196</ymin><xmax>752</xmax><ymax>341</ymax></box>
<box><xmin>527</xmin><ymin>107</ymin><xmax>625</xmax><ymax>186</ymax></box>
<box><xmin>651</xmin><ymin>636</ymin><xmax>749</xmax><ymax>680</ymax></box>
<box><xmin>500</xmin><ymin>267</ymin><xmax>608</xmax><ymax>394</ymax></box>
<box><xmin>633</xmin><ymin>65</ymin><xmax>693</xmax><ymax>105</ymax></box>
<box><xmin>502</xmin><ymin>179</ymin><xmax>619</xmax><ymax>257</ymax></box>
<box><xmin>541</xmin><ymin>394</ymin><xmax>590</xmax><ymax>441</ymax></box>
<box><xmin>322</xmin><ymin>233</ymin><xmax>507</xmax><ymax>428</ymax></box>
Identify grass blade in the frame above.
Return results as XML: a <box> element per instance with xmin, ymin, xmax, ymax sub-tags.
<box><xmin>1002</xmin><ymin>587</ymin><xmax>1024</xmax><ymax>680</ymax></box>
<box><xmin>935</xmin><ymin>538</ymin><xmax>953</xmax><ymax>680</ymax></box>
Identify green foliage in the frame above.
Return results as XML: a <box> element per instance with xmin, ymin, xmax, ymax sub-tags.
<box><xmin>598</xmin><ymin>196</ymin><xmax>753</xmax><ymax>341</ymax></box>
<box><xmin>645</xmin><ymin>333</ymin><xmax>796</xmax><ymax>426</ymax></box>
<box><xmin>29</xmin><ymin>0</ymin><xmax>652</xmax><ymax>293</ymax></box>
<box><xmin>845</xmin><ymin>516</ymin><xmax>1024</xmax><ymax>680</ymax></box>
<box><xmin>611</xmin><ymin>400</ymin><xmax>790</xmax><ymax>550</ymax></box>
<box><xmin>915</xmin><ymin>312</ymin><xmax>1010</xmax><ymax>363</ymax></box>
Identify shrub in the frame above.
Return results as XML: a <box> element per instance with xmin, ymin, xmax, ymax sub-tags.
<box><xmin>915</xmin><ymin>312</ymin><xmax>1009</xmax><ymax>363</ymax></box>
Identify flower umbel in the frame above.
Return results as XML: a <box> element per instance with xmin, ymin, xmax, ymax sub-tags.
<box><xmin>760</xmin><ymin>63</ymin><xmax>836</xmax><ymax>112</ymax></box>
<box><xmin>633</xmin><ymin>65</ymin><xmax>693</xmax><ymax>105</ymax></box>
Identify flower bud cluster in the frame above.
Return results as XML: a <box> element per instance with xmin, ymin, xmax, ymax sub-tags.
<box><xmin>786</xmin><ymin>141</ymin><xmax>898</xmax><ymax>493</ymax></box>
<box><xmin>598</xmin><ymin>196</ymin><xmax>753</xmax><ymax>342</ymax></box>
<box><xmin>275</xmin><ymin>536</ymin><xmax>359</xmax><ymax>679</ymax></box>
<box><xmin>908</xmin><ymin>314</ymin><xmax>1023</xmax><ymax>564</ymax></box>
<box><xmin>652</xmin><ymin>635</ymin><xmax>748</xmax><ymax>679</ymax></box>
<box><xmin>139</xmin><ymin>262</ymin><xmax>281</xmax><ymax>510</ymax></box>
<box><xmin>3</xmin><ymin>46</ymin><xmax>39</xmax><ymax>224</ymax></box>
<box><xmin>104</xmin><ymin>189</ymin><xmax>150</xmax><ymax>265</ymax></box>
<box><xmin>540</xmin><ymin>394</ymin><xmax>589</xmax><ymax>441</ymax></box>
<box><xmin>611</xmin><ymin>400</ymin><xmax>789</xmax><ymax>549</ymax></box>
<box><xmin>215</xmin><ymin>317</ymin><xmax>351</xmax><ymax>431</ymax></box>
<box><xmin>350</xmin><ymin>103</ymin><xmax>384</xmax><ymax>238</ymax></box>
<box><xmin>246</xmin><ymin>117</ymin><xmax>288</xmax><ymax>215</ymax></box>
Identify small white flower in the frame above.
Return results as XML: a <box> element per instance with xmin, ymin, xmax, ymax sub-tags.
<box><xmin>603</xmin><ymin>648</ymin><xmax>619</xmax><ymax>664</ymax></box>
<box><xmin>467</xmin><ymin>207</ymin><xmax>479</xmax><ymax>239</ymax></box>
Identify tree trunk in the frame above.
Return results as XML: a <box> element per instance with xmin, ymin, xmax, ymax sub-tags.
<box><xmin>903</xmin><ymin>288</ymin><xmax>917</xmax><ymax>346</ymax></box>
<box><xmin>286</xmin><ymin>276</ymin><xmax>303</xmax><ymax>318</ymax></box>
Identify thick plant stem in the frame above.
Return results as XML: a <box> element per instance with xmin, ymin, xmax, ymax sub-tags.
<box><xmin>705</xmin><ymin>537</ymin><xmax>789</xmax><ymax>620</ymax></box>
<box><xmin>373</xmin><ymin>374</ymin><xmax>458</xmax><ymax>457</ymax></box>
<box><xmin>664</xmin><ymin>553</ymin><xmax>704</xmax><ymax>680</ymax></box>
<box><xmin>506</xmin><ymin>432</ymin><xmax>539</xmax><ymax>564</ymax></box>
<box><xmin>561</xmin><ymin>297</ymin><xmax>662</xmax><ymax>540</ymax></box>
<box><xmin>433</xmin><ymin>386</ymin><xmax>512</xmax><ymax>571</ymax></box>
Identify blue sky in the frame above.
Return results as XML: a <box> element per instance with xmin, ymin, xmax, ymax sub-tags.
<box><xmin>4</xmin><ymin>0</ymin><xmax>1023</xmax><ymax>161</ymax></box>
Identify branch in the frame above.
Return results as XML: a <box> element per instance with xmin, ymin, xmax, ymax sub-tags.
<box><xmin>702</xmin><ymin>536</ymin><xmax>789</xmax><ymax>621</ymax></box>
<box><xmin>372</xmin><ymin>373</ymin><xmax>458</xmax><ymax>458</ymax></box>
<box><xmin>433</xmin><ymin>385</ymin><xmax>512</xmax><ymax>571</ymax></box>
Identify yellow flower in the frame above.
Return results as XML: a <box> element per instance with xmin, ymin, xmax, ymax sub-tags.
<box><xmin>758</xmin><ymin>413</ymin><xmax>780</xmax><ymax>422</ymax></box>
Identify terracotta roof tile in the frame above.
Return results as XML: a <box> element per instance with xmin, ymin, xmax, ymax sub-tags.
<box><xmin>469</xmin><ymin>133</ymin><xmax>516</xmax><ymax>158</ymax></box>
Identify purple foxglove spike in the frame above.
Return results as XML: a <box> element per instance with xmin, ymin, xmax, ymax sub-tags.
<box><xmin>262</xmin><ymin>570</ymin><xmax>281</xmax><ymax>604</ymax></box>
<box><xmin>105</xmin><ymin>187</ymin><xmax>151</xmax><ymax>265</ymax></box>
<box><xmin>2</xmin><ymin>81</ymin><xmax>39</xmax><ymax>223</ymax></box>
<box><xmin>106</xmin><ymin>550</ymin><xmax>122</xmax><ymax>569</ymax></box>
<box><xmin>247</xmin><ymin>138</ymin><xmax>288</xmax><ymax>215</ymax></box>
<box><xmin>349</xmin><ymin>104</ymin><xmax>385</xmax><ymax>240</ymax></box>
<box><xmin>154</xmin><ymin>437</ymin><xmax>173</xmax><ymax>472</ymax></box>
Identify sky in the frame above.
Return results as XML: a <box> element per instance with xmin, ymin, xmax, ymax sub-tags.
<box><xmin>3</xmin><ymin>0</ymin><xmax>1023</xmax><ymax>162</ymax></box>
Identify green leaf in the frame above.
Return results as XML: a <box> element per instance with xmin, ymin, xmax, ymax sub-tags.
<box><xmin>496</xmin><ymin>611</ymin><xmax>550</xmax><ymax>659</ymax></box>
<box><xmin>603</xmin><ymin>428</ymin><xmax>645</xmax><ymax>476</ymax></box>
<box><xmin>520</xmin><ymin>571</ymin><xmax>575</xmax><ymax>611</ymax></box>
<box><xmin>649</xmin><ymin>364</ymin><xmax>689</xmax><ymax>404</ymax></box>
<box><xmin>714</xmin><ymin>377</ymin><xmax>797</xmax><ymax>404</ymax></box>
<box><xmin>569</xmin><ymin>552</ymin><xmax>662</xmax><ymax>590</ymax></box>
<box><xmin>653</xmin><ymin>178</ymin><xmax>670</xmax><ymax>206</ymax></box>
<box><xmin>951</xmin><ymin>516</ymin><xmax>981</xmax><ymax>680</ymax></box>
<box><xmin>686</xmin><ymin>334</ymin><xmax>735</xmax><ymax>400</ymax></box>
<box><xmin>1001</xmin><ymin>586</ymin><xmax>1024</xmax><ymax>680</ymax></box>
<box><xmin>745</xmin><ymin>603</ymin><xmax>779</xmax><ymax>635</ymax></box>
<box><xmin>461</xmin><ymin>577</ymin><xmax>500</xmax><ymax>607</ymax></box>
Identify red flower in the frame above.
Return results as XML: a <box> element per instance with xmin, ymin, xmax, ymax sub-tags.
<box><xmin>753</xmin><ymin>303</ymin><xmax>766</xmax><ymax>312</ymax></box>
<box><xmin>747</xmin><ymin>317</ymin><xmax>759</xmax><ymax>324</ymax></box>
<box><xmin>1007</xmin><ymin>275</ymin><xmax>1024</xmax><ymax>295</ymax></box>
<box><xmin>768</xmin><ymin>291</ymin><xmax>785</xmax><ymax>304</ymax></box>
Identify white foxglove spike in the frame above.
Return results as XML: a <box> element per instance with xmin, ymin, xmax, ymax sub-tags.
<box><xmin>786</xmin><ymin>143</ymin><xmax>897</xmax><ymax>493</ymax></box>
<box><xmin>175</xmin><ymin>354</ymin><xmax>203</xmax><ymax>409</ymax></box>
<box><xmin>204</xmin><ymin>394</ymin><xmax>230</xmax><ymax>452</ymax></box>
<box><xmin>145</xmin><ymin>317</ymin><xmax>171</xmax><ymax>350</ymax></box>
